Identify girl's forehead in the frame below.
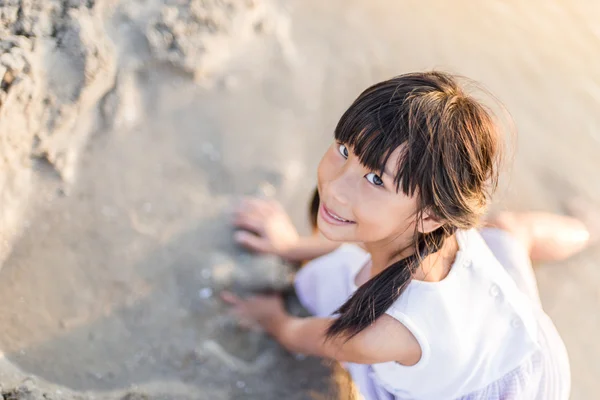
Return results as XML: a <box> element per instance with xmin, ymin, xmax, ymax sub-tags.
<box><xmin>348</xmin><ymin>141</ymin><xmax>406</xmax><ymax>178</ymax></box>
<box><xmin>382</xmin><ymin>146</ymin><xmax>405</xmax><ymax>174</ymax></box>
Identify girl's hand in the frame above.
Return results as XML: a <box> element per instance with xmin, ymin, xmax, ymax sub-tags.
<box><xmin>221</xmin><ymin>291</ymin><xmax>288</xmax><ymax>334</ymax></box>
<box><xmin>232</xmin><ymin>197</ymin><xmax>300</xmax><ymax>257</ymax></box>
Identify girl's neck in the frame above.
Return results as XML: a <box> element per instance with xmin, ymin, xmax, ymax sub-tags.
<box><xmin>366</xmin><ymin>233</ymin><xmax>459</xmax><ymax>283</ymax></box>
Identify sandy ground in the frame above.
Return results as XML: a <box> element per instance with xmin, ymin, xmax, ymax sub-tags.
<box><xmin>0</xmin><ymin>0</ymin><xmax>599</xmax><ymax>398</ymax></box>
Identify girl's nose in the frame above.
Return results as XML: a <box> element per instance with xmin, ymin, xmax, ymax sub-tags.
<box><xmin>331</xmin><ymin>189</ymin><xmax>349</xmax><ymax>207</ymax></box>
<box><xmin>329</xmin><ymin>171</ymin><xmax>352</xmax><ymax>207</ymax></box>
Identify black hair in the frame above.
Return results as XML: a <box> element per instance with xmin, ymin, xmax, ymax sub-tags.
<box><xmin>325</xmin><ymin>71</ymin><xmax>503</xmax><ymax>340</ymax></box>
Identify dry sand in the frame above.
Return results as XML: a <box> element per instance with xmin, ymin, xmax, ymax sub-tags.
<box><xmin>0</xmin><ymin>0</ymin><xmax>599</xmax><ymax>399</ymax></box>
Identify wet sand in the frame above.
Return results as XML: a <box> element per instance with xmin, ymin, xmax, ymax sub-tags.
<box><xmin>0</xmin><ymin>0</ymin><xmax>598</xmax><ymax>398</ymax></box>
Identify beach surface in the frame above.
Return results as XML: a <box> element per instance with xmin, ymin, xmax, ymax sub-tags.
<box><xmin>0</xmin><ymin>1</ymin><xmax>599</xmax><ymax>398</ymax></box>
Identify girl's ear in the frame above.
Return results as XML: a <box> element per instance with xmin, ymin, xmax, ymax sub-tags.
<box><xmin>417</xmin><ymin>209</ymin><xmax>444</xmax><ymax>234</ymax></box>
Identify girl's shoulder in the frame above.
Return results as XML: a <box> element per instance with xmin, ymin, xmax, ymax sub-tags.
<box><xmin>374</xmin><ymin>228</ymin><xmax>540</xmax><ymax>394</ymax></box>
<box><xmin>343</xmin><ymin>310</ymin><xmax>424</xmax><ymax>366</ymax></box>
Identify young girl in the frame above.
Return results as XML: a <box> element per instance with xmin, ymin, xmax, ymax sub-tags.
<box><xmin>223</xmin><ymin>71</ymin><xmax>590</xmax><ymax>399</ymax></box>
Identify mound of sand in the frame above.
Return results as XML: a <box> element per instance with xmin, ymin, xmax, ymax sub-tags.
<box><xmin>1</xmin><ymin>1</ymin><xmax>599</xmax><ymax>399</ymax></box>
<box><xmin>0</xmin><ymin>1</ymin><xmax>328</xmax><ymax>399</ymax></box>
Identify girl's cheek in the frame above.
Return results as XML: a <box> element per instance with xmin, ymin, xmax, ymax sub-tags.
<box><xmin>316</xmin><ymin>151</ymin><xmax>328</xmax><ymax>178</ymax></box>
<box><xmin>355</xmin><ymin>189</ymin><xmax>390</xmax><ymax>231</ymax></box>
<box><xmin>316</xmin><ymin>157</ymin><xmax>327</xmax><ymax>184</ymax></box>
<box><xmin>317</xmin><ymin>148</ymin><xmax>337</xmax><ymax>182</ymax></box>
<box><xmin>356</xmin><ymin>180</ymin><xmax>382</xmax><ymax>208</ymax></box>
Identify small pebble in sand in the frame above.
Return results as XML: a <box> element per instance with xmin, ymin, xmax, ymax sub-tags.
<box><xmin>201</xmin><ymin>268</ymin><xmax>212</xmax><ymax>279</ymax></box>
<box><xmin>201</xmin><ymin>142</ymin><xmax>221</xmax><ymax>161</ymax></box>
<box><xmin>198</xmin><ymin>287</ymin><xmax>213</xmax><ymax>299</ymax></box>
<box><xmin>257</xmin><ymin>181</ymin><xmax>276</xmax><ymax>197</ymax></box>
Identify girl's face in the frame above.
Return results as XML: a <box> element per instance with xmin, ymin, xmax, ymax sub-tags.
<box><xmin>316</xmin><ymin>142</ymin><xmax>419</xmax><ymax>246</ymax></box>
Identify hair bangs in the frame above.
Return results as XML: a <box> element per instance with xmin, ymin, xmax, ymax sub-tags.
<box><xmin>334</xmin><ymin>89</ymin><xmax>412</xmax><ymax>194</ymax></box>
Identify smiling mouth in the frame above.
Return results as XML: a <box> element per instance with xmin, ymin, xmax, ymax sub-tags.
<box><xmin>321</xmin><ymin>203</ymin><xmax>355</xmax><ymax>224</ymax></box>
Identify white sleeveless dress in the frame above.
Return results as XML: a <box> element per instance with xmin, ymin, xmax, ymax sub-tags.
<box><xmin>294</xmin><ymin>228</ymin><xmax>571</xmax><ymax>400</ymax></box>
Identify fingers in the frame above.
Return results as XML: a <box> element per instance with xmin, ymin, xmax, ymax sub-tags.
<box><xmin>268</xmin><ymin>198</ymin><xmax>285</xmax><ymax>212</ymax></box>
<box><xmin>233</xmin><ymin>230</ymin><xmax>271</xmax><ymax>253</ymax></box>
<box><xmin>233</xmin><ymin>213</ymin><xmax>264</xmax><ymax>234</ymax></box>
<box><xmin>236</xmin><ymin>317</ymin><xmax>258</xmax><ymax>330</ymax></box>
<box><xmin>232</xmin><ymin>196</ymin><xmax>290</xmax><ymax>225</ymax></box>
<box><xmin>234</xmin><ymin>197</ymin><xmax>286</xmax><ymax>218</ymax></box>
<box><xmin>236</xmin><ymin>197</ymin><xmax>272</xmax><ymax>218</ymax></box>
<box><xmin>232</xmin><ymin>198</ymin><xmax>271</xmax><ymax>234</ymax></box>
<box><xmin>220</xmin><ymin>290</ymin><xmax>241</xmax><ymax>305</ymax></box>
<box><xmin>221</xmin><ymin>291</ymin><xmax>261</xmax><ymax>306</ymax></box>
<box><xmin>221</xmin><ymin>292</ymin><xmax>261</xmax><ymax>331</ymax></box>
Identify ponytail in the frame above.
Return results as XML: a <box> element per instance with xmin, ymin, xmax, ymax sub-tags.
<box><xmin>326</xmin><ymin>226</ymin><xmax>454</xmax><ymax>340</ymax></box>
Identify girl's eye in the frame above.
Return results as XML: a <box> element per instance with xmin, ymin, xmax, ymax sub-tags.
<box><xmin>338</xmin><ymin>144</ymin><xmax>349</xmax><ymax>159</ymax></box>
<box><xmin>365</xmin><ymin>172</ymin><xmax>384</xmax><ymax>186</ymax></box>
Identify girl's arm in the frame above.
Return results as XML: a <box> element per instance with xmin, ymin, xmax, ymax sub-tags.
<box><xmin>233</xmin><ymin>197</ymin><xmax>341</xmax><ymax>263</ymax></box>
<box><xmin>278</xmin><ymin>235</ymin><xmax>341</xmax><ymax>262</ymax></box>
<box><xmin>222</xmin><ymin>292</ymin><xmax>421</xmax><ymax>365</ymax></box>
<box><xmin>272</xmin><ymin>315</ymin><xmax>420</xmax><ymax>364</ymax></box>
<box><xmin>233</xmin><ymin>229</ymin><xmax>340</xmax><ymax>263</ymax></box>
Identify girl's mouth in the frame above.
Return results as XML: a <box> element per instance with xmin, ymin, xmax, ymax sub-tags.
<box><xmin>320</xmin><ymin>203</ymin><xmax>355</xmax><ymax>225</ymax></box>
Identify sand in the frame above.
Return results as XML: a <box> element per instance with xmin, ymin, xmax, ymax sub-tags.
<box><xmin>0</xmin><ymin>0</ymin><xmax>599</xmax><ymax>398</ymax></box>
